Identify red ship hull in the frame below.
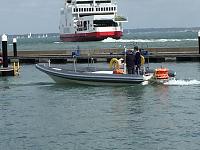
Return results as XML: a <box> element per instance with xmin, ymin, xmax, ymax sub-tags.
<box><xmin>60</xmin><ymin>31</ymin><xmax>122</xmax><ymax>42</ymax></box>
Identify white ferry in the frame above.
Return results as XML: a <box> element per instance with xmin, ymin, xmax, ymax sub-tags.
<box><xmin>59</xmin><ymin>0</ymin><xmax>127</xmax><ymax>42</ymax></box>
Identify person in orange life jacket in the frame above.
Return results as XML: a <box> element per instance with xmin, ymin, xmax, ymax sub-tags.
<box><xmin>126</xmin><ymin>49</ymin><xmax>135</xmax><ymax>74</ymax></box>
<box><xmin>134</xmin><ymin>46</ymin><xmax>141</xmax><ymax>74</ymax></box>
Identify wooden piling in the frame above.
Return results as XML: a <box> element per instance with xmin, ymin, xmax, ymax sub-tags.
<box><xmin>2</xmin><ymin>34</ymin><xmax>8</xmax><ymax>68</ymax></box>
<box><xmin>13</xmin><ymin>38</ymin><xmax>17</xmax><ymax>57</ymax></box>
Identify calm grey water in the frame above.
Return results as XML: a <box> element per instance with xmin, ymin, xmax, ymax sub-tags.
<box><xmin>0</xmin><ymin>62</ymin><xmax>200</xmax><ymax>150</ymax></box>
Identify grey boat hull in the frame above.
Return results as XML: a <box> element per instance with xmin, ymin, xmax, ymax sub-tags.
<box><xmin>36</xmin><ymin>64</ymin><xmax>153</xmax><ymax>86</ymax></box>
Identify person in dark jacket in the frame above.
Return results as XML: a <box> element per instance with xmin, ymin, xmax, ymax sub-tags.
<box><xmin>134</xmin><ymin>46</ymin><xmax>141</xmax><ymax>74</ymax></box>
<box><xmin>126</xmin><ymin>50</ymin><xmax>135</xmax><ymax>74</ymax></box>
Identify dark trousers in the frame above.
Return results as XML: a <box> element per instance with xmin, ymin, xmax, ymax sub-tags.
<box><xmin>135</xmin><ymin>65</ymin><xmax>141</xmax><ymax>74</ymax></box>
<box><xmin>127</xmin><ymin>66</ymin><xmax>135</xmax><ymax>74</ymax></box>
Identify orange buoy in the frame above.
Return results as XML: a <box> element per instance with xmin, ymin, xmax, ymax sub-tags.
<box><xmin>154</xmin><ymin>68</ymin><xmax>169</xmax><ymax>79</ymax></box>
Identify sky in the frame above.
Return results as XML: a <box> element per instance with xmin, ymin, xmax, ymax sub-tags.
<box><xmin>0</xmin><ymin>0</ymin><xmax>200</xmax><ymax>34</ymax></box>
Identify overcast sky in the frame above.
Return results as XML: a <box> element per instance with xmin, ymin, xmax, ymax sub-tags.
<box><xmin>0</xmin><ymin>0</ymin><xmax>200</xmax><ymax>34</ymax></box>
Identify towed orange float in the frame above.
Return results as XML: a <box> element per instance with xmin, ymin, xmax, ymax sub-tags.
<box><xmin>154</xmin><ymin>68</ymin><xmax>169</xmax><ymax>80</ymax></box>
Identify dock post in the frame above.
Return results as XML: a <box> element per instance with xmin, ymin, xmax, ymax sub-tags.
<box><xmin>198</xmin><ymin>31</ymin><xmax>200</xmax><ymax>54</ymax></box>
<box><xmin>2</xmin><ymin>34</ymin><xmax>8</xmax><ymax>68</ymax></box>
<box><xmin>13</xmin><ymin>38</ymin><xmax>17</xmax><ymax>57</ymax></box>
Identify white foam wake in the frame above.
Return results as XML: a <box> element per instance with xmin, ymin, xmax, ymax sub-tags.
<box><xmin>101</xmin><ymin>37</ymin><xmax>197</xmax><ymax>43</ymax></box>
<box><xmin>164</xmin><ymin>79</ymin><xmax>200</xmax><ymax>86</ymax></box>
<box><xmin>54</xmin><ymin>41</ymin><xmax>63</xmax><ymax>44</ymax></box>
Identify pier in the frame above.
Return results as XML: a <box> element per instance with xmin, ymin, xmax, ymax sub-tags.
<box><xmin>6</xmin><ymin>47</ymin><xmax>200</xmax><ymax>64</ymax></box>
<box><xmin>1</xmin><ymin>34</ymin><xmax>20</xmax><ymax>76</ymax></box>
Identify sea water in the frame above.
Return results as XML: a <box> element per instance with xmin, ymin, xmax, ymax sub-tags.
<box><xmin>0</xmin><ymin>62</ymin><xmax>200</xmax><ymax>150</ymax></box>
<box><xmin>5</xmin><ymin>28</ymin><xmax>199</xmax><ymax>51</ymax></box>
<box><xmin>1</xmin><ymin>28</ymin><xmax>200</xmax><ymax>149</ymax></box>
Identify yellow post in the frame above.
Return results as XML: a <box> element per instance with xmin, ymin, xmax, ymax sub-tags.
<box><xmin>13</xmin><ymin>62</ymin><xmax>16</xmax><ymax>75</ymax></box>
<box><xmin>17</xmin><ymin>62</ymin><xmax>19</xmax><ymax>71</ymax></box>
<box><xmin>11</xmin><ymin>59</ymin><xmax>20</xmax><ymax>76</ymax></box>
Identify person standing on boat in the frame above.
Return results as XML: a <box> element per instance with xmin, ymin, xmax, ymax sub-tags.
<box><xmin>126</xmin><ymin>50</ymin><xmax>135</xmax><ymax>74</ymax></box>
<box><xmin>134</xmin><ymin>46</ymin><xmax>141</xmax><ymax>74</ymax></box>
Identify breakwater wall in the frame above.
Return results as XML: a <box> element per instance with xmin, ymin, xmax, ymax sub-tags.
<box><xmin>6</xmin><ymin>47</ymin><xmax>200</xmax><ymax>64</ymax></box>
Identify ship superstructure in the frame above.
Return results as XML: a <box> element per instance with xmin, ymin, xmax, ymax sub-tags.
<box><xmin>59</xmin><ymin>0</ymin><xmax>127</xmax><ymax>42</ymax></box>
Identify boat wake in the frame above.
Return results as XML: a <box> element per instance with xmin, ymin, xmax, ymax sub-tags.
<box><xmin>163</xmin><ymin>79</ymin><xmax>200</xmax><ymax>86</ymax></box>
<box><xmin>141</xmin><ymin>81</ymin><xmax>149</xmax><ymax>86</ymax></box>
<box><xmin>102</xmin><ymin>37</ymin><xmax>197</xmax><ymax>43</ymax></box>
<box><xmin>54</xmin><ymin>41</ymin><xmax>63</xmax><ymax>44</ymax></box>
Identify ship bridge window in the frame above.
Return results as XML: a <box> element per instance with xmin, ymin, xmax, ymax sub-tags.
<box><xmin>93</xmin><ymin>20</ymin><xmax>118</xmax><ymax>27</ymax></box>
<box><xmin>96</xmin><ymin>0</ymin><xmax>111</xmax><ymax>3</ymax></box>
<box><xmin>67</xmin><ymin>0</ymin><xmax>72</xmax><ymax>3</ymax></box>
<box><xmin>76</xmin><ymin>1</ymin><xmax>93</xmax><ymax>4</ymax></box>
